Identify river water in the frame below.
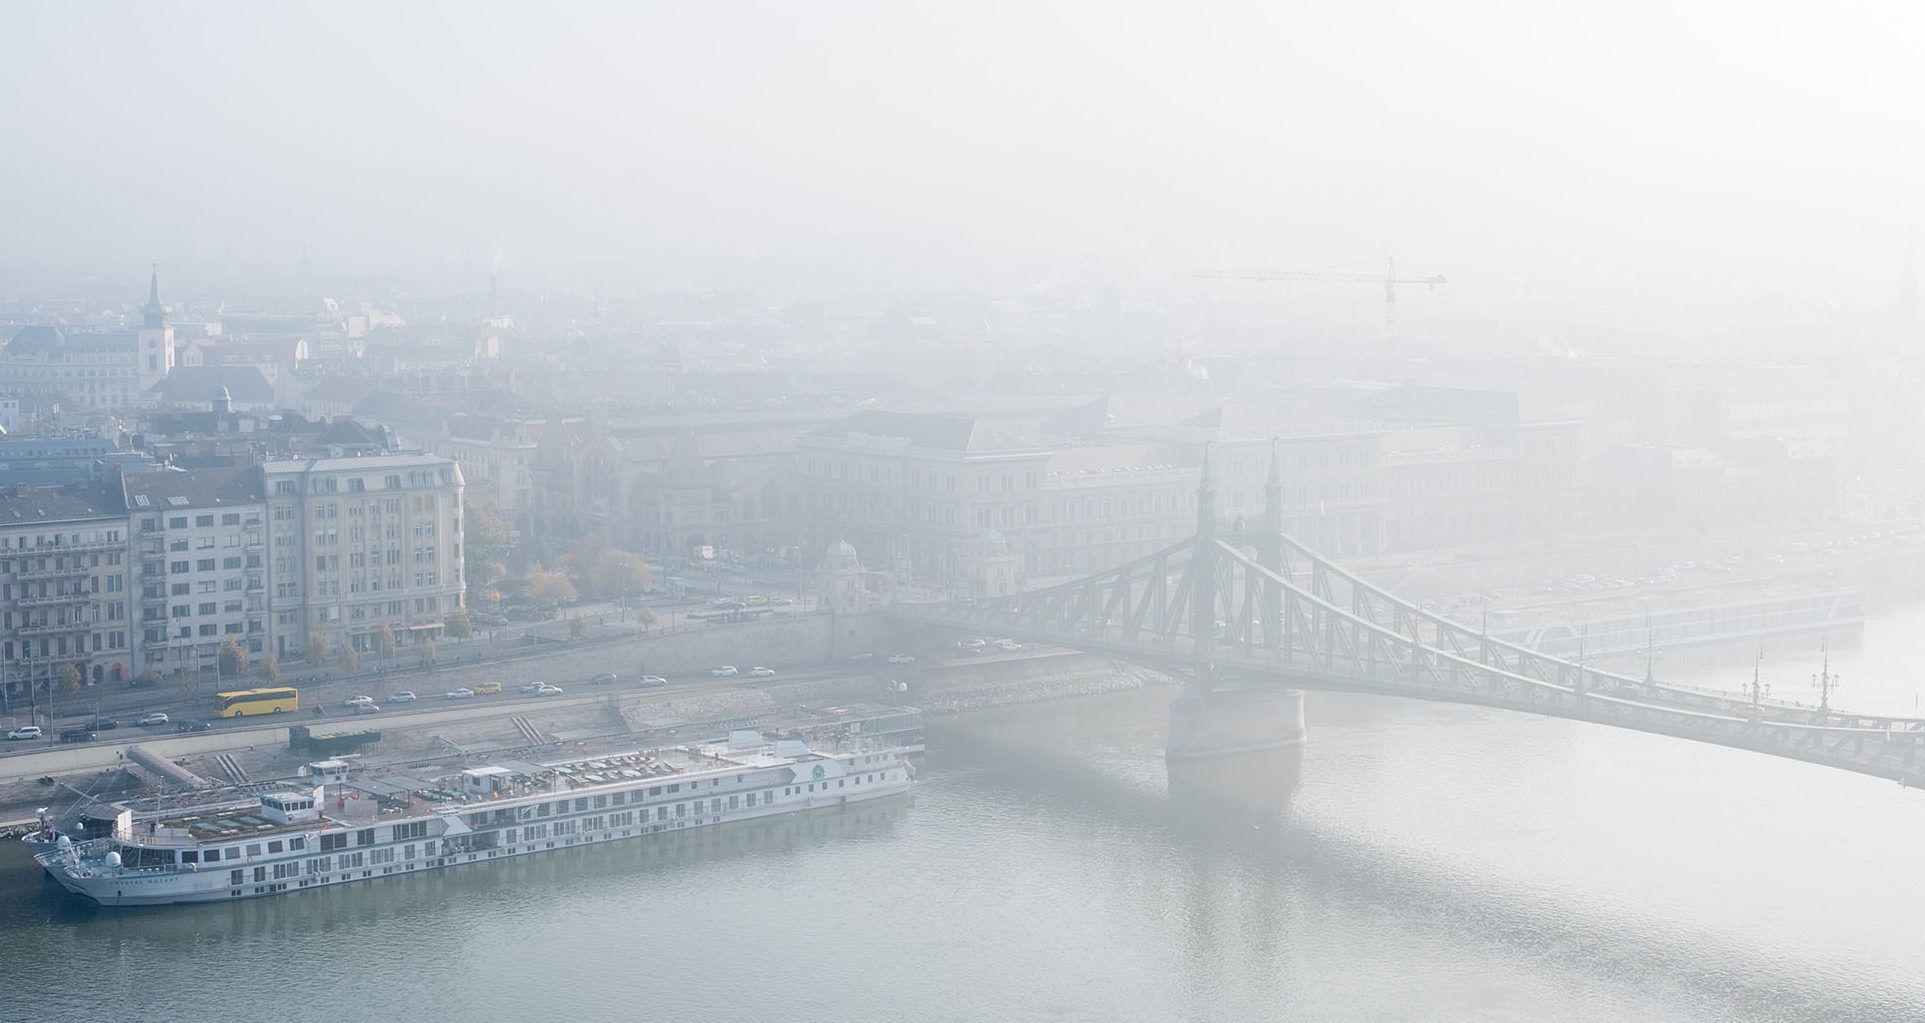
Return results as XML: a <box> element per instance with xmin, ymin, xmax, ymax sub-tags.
<box><xmin>4</xmin><ymin>608</ymin><xmax>1925</xmax><ymax>1022</ymax></box>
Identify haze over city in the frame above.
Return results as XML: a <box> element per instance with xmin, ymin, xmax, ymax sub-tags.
<box><xmin>4</xmin><ymin>5</ymin><xmax>1925</xmax><ymax>1023</ymax></box>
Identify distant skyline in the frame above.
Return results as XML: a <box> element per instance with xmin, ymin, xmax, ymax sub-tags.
<box><xmin>3</xmin><ymin>1</ymin><xmax>1922</xmax><ymax>327</ymax></box>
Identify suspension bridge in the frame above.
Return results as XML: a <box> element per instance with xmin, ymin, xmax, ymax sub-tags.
<box><xmin>890</xmin><ymin>446</ymin><xmax>1925</xmax><ymax>784</ymax></box>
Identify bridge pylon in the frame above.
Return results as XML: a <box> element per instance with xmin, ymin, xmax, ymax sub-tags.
<box><xmin>1167</xmin><ymin>441</ymin><xmax>1308</xmax><ymax>761</ymax></box>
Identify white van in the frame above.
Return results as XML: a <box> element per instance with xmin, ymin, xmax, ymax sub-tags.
<box><xmin>6</xmin><ymin>725</ymin><xmax>43</xmax><ymax>741</ymax></box>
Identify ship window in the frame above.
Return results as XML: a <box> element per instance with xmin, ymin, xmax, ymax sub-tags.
<box><xmin>246</xmin><ymin>843</ymin><xmax>262</xmax><ymax>857</ymax></box>
<box><xmin>204</xmin><ymin>848</ymin><xmax>221</xmax><ymax>862</ymax></box>
<box><xmin>267</xmin><ymin>840</ymin><xmax>284</xmax><ymax>853</ymax></box>
<box><xmin>181</xmin><ymin>851</ymin><xmax>198</xmax><ymax>864</ymax></box>
<box><xmin>610</xmin><ymin>792</ymin><xmax>625</xmax><ymax>805</ymax></box>
<box><xmin>289</xmin><ymin>837</ymin><xmax>305</xmax><ymax>851</ymax></box>
<box><xmin>594</xmin><ymin>795</ymin><xmax>608</xmax><ymax>808</ymax></box>
<box><xmin>648</xmin><ymin>786</ymin><xmax>661</xmax><ymax>796</ymax></box>
<box><xmin>746</xmin><ymin>793</ymin><xmax>756</xmax><ymax>807</ymax></box>
<box><xmin>356</xmin><ymin>828</ymin><xmax>374</xmax><ymax>846</ymax></box>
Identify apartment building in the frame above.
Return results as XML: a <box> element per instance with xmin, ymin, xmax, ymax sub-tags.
<box><xmin>0</xmin><ymin>483</ymin><xmax>134</xmax><ymax>701</ymax></box>
<box><xmin>264</xmin><ymin>454</ymin><xmax>464</xmax><ymax>659</ymax></box>
<box><xmin>124</xmin><ymin>467</ymin><xmax>268</xmax><ymax>680</ymax></box>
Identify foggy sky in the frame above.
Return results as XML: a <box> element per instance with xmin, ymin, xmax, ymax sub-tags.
<box><xmin>3</xmin><ymin>1</ymin><xmax>1921</xmax><ymax>316</ymax></box>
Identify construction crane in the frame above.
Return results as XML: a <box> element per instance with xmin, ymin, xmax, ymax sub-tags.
<box><xmin>1199</xmin><ymin>257</ymin><xmax>1446</xmax><ymax>348</ymax></box>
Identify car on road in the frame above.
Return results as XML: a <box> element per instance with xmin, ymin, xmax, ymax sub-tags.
<box><xmin>136</xmin><ymin>712</ymin><xmax>170</xmax><ymax>727</ymax></box>
<box><xmin>7</xmin><ymin>726</ymin><xmax>43</xmax><ymax>741</ymax></box>
<box><xmin>709</xmin><ymin>597</ymin><xmax>736</xmax><ymax>608</ymax></box>
<box><xmin>58</xmin><ymin>728</ymin><xmax>95</xmax><ymax>744</ymax></box>
<box><xmin>710</xmin><ymin>665</ymin><xmax>738</xmax><ymax>677</ymax></box>
<box><xmin>772</xmin><ymin>597</ymin><xmax>795</xmax><ymax>607</ymax></box>
<box><xmin>474</xmin><ymin>612</ymin><xmax>509</xmax><ymax>627</ymax></box>
<box><xmin>745</xmin><ymin>594</ymin><xmax>768</xmax><ymax>606</ymax></box>
<box><xmin>391</xmin><ymin>691</ymin><xmax>417</xmax><ymax>703</ymax></box>
<box><xmin>352</xmin><ymin>704</ymin><xmax>381</xmax><ymax>715</ymax></box>
<box><xmin>92</xmin><ymin>718</ymin><xmax>118</xmax><ymax>731</ymax></box>
<box><xmin>534</xmin><ymin>684</ymin><xmax>564</xmax><ymax>696</ymax></box>
<box><xmin>175</xmin><ymin>719</ymin><xmax>210</xmax><ymax>733</ymax></box>
<box><xmin>848</xmin><ymin>652</ymin><xmax>874</xmax><ymax>661</ymax></box>
<box><xmin>588</xmin><ymin>672</ymin><xmax>618</xmax><ymax>686</ymax></box>
<box><xmin>520</xmin><ymin>682</ymin><xmax>545</xmax><ymax>693</ymax></box>
<box><xmin>475</xmin><ymin>681</ymin><xmax>503</xmax><ymax>695</ymax></box>
<box><xmin>444</xmin><ymin>688</ymin><xmax>475</xmax><ymax>700</ymax></box>
<box><xmin>639</xmin><ymin>675</ymin><xmax>668</xmax><ymax>688</ymax></box>
<box><xmin>990</xmin><ymin>639</ymin><xmax>1024</xmax><ymax>652</ymax></box>
<box><xmin>887</xmin><ymin>653</ymin><xmax>917</xmax><ymax>664</ymax></box>
<box><xmin>959</xmin><ymin>638</ymin><xmax>987</xmax><ymax>655</ymax></box>
<box><xmin>749</xmin><ymin>666</ymin><xmax>776</xmax><ymax>678</ymax></box>
<box><xmin>343</xmin><ymin>695</ymin><xmax>375</xmax><ymax>708</ymax></box>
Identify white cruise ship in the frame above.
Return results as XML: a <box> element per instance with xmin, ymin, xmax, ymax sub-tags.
<box><xmin>36</xmin><ymin>734</ymin><xmax>913</xmax><ymax>907</ymax></box>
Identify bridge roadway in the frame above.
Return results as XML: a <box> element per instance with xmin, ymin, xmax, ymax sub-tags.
<box><xmin>887</xmin><ymin>519</ymin><xmax>1925</xmax><ymax>787</ymax></box>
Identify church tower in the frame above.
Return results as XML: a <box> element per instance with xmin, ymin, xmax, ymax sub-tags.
<box><xmin>135</xmin><ymin>264</ymin><xmax>175</xmax><ymax>397</ymax></box>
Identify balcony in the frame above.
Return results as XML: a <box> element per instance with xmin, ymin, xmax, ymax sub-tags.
<box><xmin>12</xmin><ymin>561</ymin><xmax>92</xmax><ymax>580</ymax></box>
<box><xmin>12</xmin><ymin>591</ymin><xmax>92</xmax><ymax>608</ymax></box>
<box><xmin>18</xmin><ymin>619</ymin><xmax>89</xmax><ymax>636</ymax></box>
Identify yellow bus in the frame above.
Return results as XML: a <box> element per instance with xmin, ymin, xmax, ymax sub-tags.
<box><xmin>215</xmin><ymin>686</ymin><xmax>299</xmax><ymax>718</ymax></box>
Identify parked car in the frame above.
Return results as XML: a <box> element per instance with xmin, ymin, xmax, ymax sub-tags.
<box><xmin>7</xmin><ymin>725</ymin><xmax>43</xmax><ymax>741</ymax></box>
<box><xmin>444</xmin><ymin>688</ymin><xmax>475</xmax><ymax>700</ymax></box>
<box><xmin>534</xmin><ymin>684</ymin><xmax>564</xmax><ymax>696</ymax></box>
<box><xmin>175</xmin><ymin>719</ymin><xmax>211</xmax><ymax>733</ymax></box>
<box><xmin>58</xmin><ymin>728</ymin><xmax>95</xmax><ymax>744</ymax></box>
<box><xmin>343</xmin><ymin>695</ymin><xmax>375</xmax><ymax>708</ymax></box>
<box><xmin>390</xmin><ymin>691</ymin><xmax>417</xmax><ymax>703</ymax></box>
<box><xmin>711</xmin><ymin>665</ymin><xmax>739</xmax><ymax>677</ymax></box>
<box><xmin>352</xmin><ymin>704</ymin><xmax>381</xmax><ymax>715</ymax></box>
<box><xmin>136</xmin><ymin>712</ymin><xmax>170</xmax><ymax>727</ymax></box>
<box><xmin>638</xmin><ymin>675</ymin><xmax>668</xmax><ymax>688</ymax></box>
<box><xmin>588</xmin><ymin>672</ymin><xmax>618</xmax><ymax>686</ymax></box>
<box><xmin>749</xmin><ymin>666</ymin><xmax>776</xmax><ymax>678</ymax></box>
<box><xmin>887</xmin><ymin>653</ymin><xmax>917</xmax><ymax>664</ymax></box>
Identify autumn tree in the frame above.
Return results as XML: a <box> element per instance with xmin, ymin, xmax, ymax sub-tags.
<box><xmin>375</xmin><ymin>624</ymin><xmax>398</xmax><ymax>663</ymax></box>
<box><xmin>218</xmin><ymin>637</ymin><xmax>248</xmax><ymax>680</ymax></box>
<box><xmin>443</xmin><ymin>609</ymin><xmax>474</xmax><ymax>640</ymax></box>
<box><xmin>464</xmin><ymin>501</ymin><xmax>511</xmax><ymax>605</ymax></box>
<box><xmin>420</xmin><ymin>636</ymin><xmax>437</xmax><ymax>665</ymax></box>
<box><xmin>338</xmin><ymin>646</ymin><xmax>361</xmax><ymax>674</ymax></box>
<box><xmin>306</xmin><ymin>631</ymin><xmax>329</xmax><ymax>666</ymax></box>
<box><xmin>254</xmin><ymin>654</ymin><xmax>280</xmax><ymax>683</ymax></box>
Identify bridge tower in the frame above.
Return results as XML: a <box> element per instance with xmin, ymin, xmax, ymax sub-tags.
<box><xmin>1166</xmin><ymin>442</ymin><xmax>1307</xmax><ymax>761</ymax></box>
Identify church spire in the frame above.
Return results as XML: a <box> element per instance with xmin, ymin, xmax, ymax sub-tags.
<box><xmin>141</xmin><ymin>263</ymin><xmax>165</xmax><ymax>329</ymax></box>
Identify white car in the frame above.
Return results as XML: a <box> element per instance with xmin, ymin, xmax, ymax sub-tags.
<box><xmin>343</xmin><ymin>695</ymin><xmax>374</xmax><ymax>708</ymax></box>
<box><xmin>710</xmin><ymin>665</ymin><xmax>738</xmax><ymax>677</ymax></box>
<box><xmin>887</xmin><ymin>653</ymin><xmax>917</xmax><ymax>664</ymax></box>
<box><xmin>136</xmin><ymin>712</ymin><xmax>170</xmax><ymax>727</ymax></box>
<box><xmin>390</xmin><ymin>691</ymin><xmax>417</xmax><ymax>703</ymax></box>
<box><xmin>6</xmin><ymin>725</ymin><xmax>42</xmax><ymax>741</ymax></box>
<box><xmin>535</xmin><ymin>684</ymin><xmax>564</xmax><ymax>696</ymax></box>
<box><xmin>639</xmin><ymin>675</ymin><xmax>668</xmax><ymax>688</ymax></box>
<box><xmin>444</xmin><ymin>688</ymin><xmax>475</xmax><ymax>700</ymax></box>
<box><xmin>749</xmin><ymin>666</ymin><xmax>776</xmax><ymax>678</ymax></box>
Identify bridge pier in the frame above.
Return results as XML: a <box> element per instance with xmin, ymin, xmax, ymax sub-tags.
<box><xmin>1165</xmin><ymin>684</ymin><xmax>1307</xmax><ymax>761</ymax></box>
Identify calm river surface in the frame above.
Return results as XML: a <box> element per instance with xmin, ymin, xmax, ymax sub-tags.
<box><xmin>4</xmin><ymin>606</ymin><xmax>1925</xmax><ymax>1022</ymax></box>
